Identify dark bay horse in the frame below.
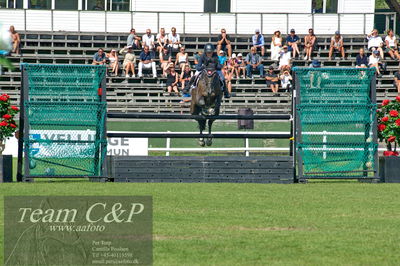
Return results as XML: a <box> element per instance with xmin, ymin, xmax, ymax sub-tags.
<box><xmin>190</xmin><ymin>69</ymin><xmax>223</xmax><ymax>146</ymax></box>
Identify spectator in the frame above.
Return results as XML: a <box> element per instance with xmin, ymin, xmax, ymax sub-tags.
<box><xmin>385</xmin><ymin>29</ymin><xmax>400</xmax><ymax>60</ymax></box>
<box><xmin>9</xmin><ymin>26</ymin><xmax>20</xmax><ymax>55</ymax></box>
<box><xmin>265</xmin><ymin>66</ymin><xmax>279</xmax><ymax>96</ymax></box>
<box><xmin>142</xmin><ymin>29</ymin><xmax>155</xmax><ymax>51</ymax></box>
<box><xmin>216</xmin><ymin>28</ymin><xmax>232</xmax><ymax>57</ymax></box>
<box><xmin>180</xmin><ymin>64</ymin><xmax>193</xmax><ymax>92</ymax></box>
<box><xmin>286</xmin><ymin>29</ymin><xmax>300</xmax><ymax>59</ymax></box>
<box><xmin>245</xmin><ymin>47</ymin><xmax>264</xmax><ymax>78</ymax></box>
<box><xmin>119</xmin><ymin>46</ymin><xmax>136</xmax><ymax>77</ymax></box>
<box><xmin>369</xmin><ymin>50</ymin><xmax>382</xmax><ymax>77</ymax></box>
<box><xmin>92</xmin><ymin>48</ymin><xmax>106</xmax><ymax>65</ymax></box>
<box><xmin>156</xmin><ymin>28</ymin><xmax>168</xmax><ymax>54</ymax></box>
<box><xmin>279</xmin><ymin>69</ymin><xmax>292</xmax><ymax>92</ymax></box>
<box><xmin>168</xmin><ymin>27</ymin><xmax>181</xmax><ymax>56</ymax></box>
<box><xmin>304</xmin><ymin>28</ymin><xmax>316</xmax><ymax>60</ymax></box>
<box><xmin>278</xmin><ymin>46</ymin><xmax>291</xmax><ymax>71</ymax></box>
<box><xmin>252</xmin><ymin>29</ymin><xmax>265</xmax><ymax>56</ymax></box>
<box><xmin>218</xmin><ymin>50</ymin><xmax>228</xmax><ymax>66</ymax></box>
<box><xmin>138</xmin><ymin>46</ymin><xmax>157</xmax><ymax>78</ymax></box>
<box><xmin>107</xmin><ymin>49</ymin><xmax>119</xmax><ymax>76</ymax></box>
<box><xmin>394</xmin><ymin>66</ymin><xmax>400</xmax><ymax>95</ymax></box>
<box><xmin>356</xmin><ymin>48</ymin><xmax>368</xmax><ymax>68</ymax></box>
<box><xmin>329</xmin><ymin>31</ymin><xmax>345</xmax><ymax>60</ymax></box>
<box><xmin>166</xmin><ymin>63</ymin><xmax>179</xmax><ymax>95</ymax></box>
<box><xmin>93</xmin><ymin>0</ymin><xmax>104</xmax><ymax>10</ymax></box>
<box><xmin>175</xmin><ymin>46</ymin><xmax>188</xmax><ymax>72</ymax></box>
<box><xmin>223</xmin><ymin>64</ymin><xmax>233</xmax><ymax>95</ymax></box>
<box><xmin>271</xmin><ymin>30</ymin><xmax>282</xmax><ymax>61</ymax></box>
<box><xmin>159</xmin><ymin>46</ymin><xmax>172</xmax><ymax>77</ymax></box>
<box><xmin>236</xmin><ymin>53</ymin><xmax>246</xmax><ymax>79</ymax></box>
<box><xmin>309</xmin><ymin>60</ymin><xmax>322</xmax><ymax>88</ymax></box>
<box><xmin>193</xmin><ymin>51</ymin><xmax>202</xmax><ymax>66</ymax></box>
<box><xmin>367</xmin><ymin>29</ymin><xmax>384</xmax><ymax>59</ymax></box>
<box><xmin>228</xmin><ymin>53</ymin><xmax>238</xmax><ymax>78</ymax></box>
<box><xmin>127</xmin><ymin>28</ymin><xmax>140</xmax><ymax>49</ymax></box>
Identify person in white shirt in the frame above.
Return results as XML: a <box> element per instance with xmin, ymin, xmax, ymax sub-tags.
<box><xmin>367</xmin><ymin>29</ymin><xmax>384</xmax><ymax>59</ymax></box>
<box><xmin>156</xmin><ymin>28</ymin><xmax>168</xmax><ymax>54</ymax></box>
<box><xmin>278</xmin><ymin>46</ymin><xmax>291</xmax><ymax>71</ymax></box>
<box><xmin>142</xmin><ymin>29</ymin><xmax>155</xmax><ymax>51</ymax></box>
<box><xmin>385</xmin><ymin>29</ymin><xmax>400</xmax><ymax>60</ymax></box>
<box><xmin>168</xmin><ymin>27</ymin><xmax>181</xmax><ymax>55</ymax></box>
<box><xmin>368</xmin><ymin>50</ymin><xmax>382</xmax><ymax>77</ymax></box>
<box><xmin>271</xmin><ymin>30</ymin><xmax>282</xmax><ymax>61</ymax></box>
<box><xmin>279</xmin><ymin>70</ymin><xmax>292</xmax><ymax>92</ymax></box>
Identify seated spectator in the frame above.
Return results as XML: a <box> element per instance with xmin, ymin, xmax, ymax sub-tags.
<box><xmin>9</xmin><ymin>26</ymin><xmax>20</xmax><ymax>55</ymax></box>
<box><xmin>127</xmin><ymin>28</ymin><xmax>140</xmax><ymax>49</ymax></box>
<box><xmin>329</xmin><ymin>31</ymin><xmax>345</xmax><ymax>60</ymax></box>
<box><xmin>271</xmin><ymin>31</ymin><xmax>282</xmax><ymax>61</ymax></box>
<box><xmin>168</xmin><ymin>27</ymin><xmax>181</xmax><ymax>56</ymax></box>
<box><xmin>142</xmin><ymin>29</ymin><xmax>155</xmax><ymax>51</ymax></box>
<box><xmin>394</xmin><ymin>66</ymin><xmax>400</xmax><ymax>95</ymax></box>
<box><xmin>279</xmin><ymin>69</ymin><xmax>292</xmax><ymax>92</ymax></box>
<box><xmin>245</xmin><ymin>47</ymin><xmax>264</xmax><ymax>78</ymax></box>
<box><xmin>92</xmin><ymin>48</ymin><xmax>106</xmax><ymax>65</ymax></box>
<box><xmin>369</xmin><ymin>50</ymin><xmax>382</xmax><ymax>77</ymax></box>
<box><xmin>278</xmin><ymin>46</ymin><xmax>291</xmax><ymax>71</ymax></box>
<box><xmin>385</xmin><ymin>29</ymin><xmax>400</xmax><ymax>60</ymax></box>
<box><xmin>107</xmin><ymin>49</ymin><xmax>119</xmax><ymax>76</ymax></box>
<box><xmin>304</xmin><ymin>28</ymin><xmax>316</xmax><ymax>60</ymax></box>
<box><xmin>193</xmin><ymin>51</ymin><xmax>202</xmax><ymax>66</ymax></box>
<box><xmin>165</xmin><ymin>63</ymin><xmax>179</xmax><ymax>95</ymax></box>
<box><xmin>175</xmin><ymin>46</ymin><xmax>188</xmax><ymax>72</ymax></box>
<box><xmin>367</xmin><ymin>29</ymin><xmax>384</xmax><ymax>59</ymax></box>
<box><xmin>159</xmin><ymin>46</ymin><xmax>172</xmax><ymax>77</ymax></box>
<box><xmin>286</xmin><ymin>29</ymin><xmax>300</xmax><ymax>59</ymax></box>
<box><xmin>356</xmin><ymin>48</ymin><xmax>368</xmax><ymax>68</ymax></box>
<box><xmin>252</xmin><ymin>29</ymin><xmax>265</xmax><ymax>56</ymax></box>
<box><xmin>138</xmin><ymin>46</ymin><xmax>157</xmax><ymax>78</ymax></box>
<box><xmin>309</xmin><ymin>60</ymin><xmax>322</xmax><ymax>88</ymax></box>
<box><xmin>156</xmin><ymin>28</ymin><xmax>168</xmax><ymax>54</ymax></box>
<box><xmin>120</xmin><ymin>46</ymin><xmax>136</xmax><ymax>77</ymax></box>
<box><xmin>265</xmin><ymin>66</ymin><xmax>279</xmax><ymax>96</ymax></box>
<box><xmin>180</xmin><ymin>64</ymin><xmax>193</xmax><ymax>92</ymax></box>
<box><xmin>236</xmin><ymin>53</ymin><xmax>246</xmax><ymax>79</ymax></box>
<box><xmin>223</xmin><ymin>65</ymin><xmax>233</xmax><ymax>95</ymax></box>
<box><xmin>218</xmin><ymin>50</ymin><xmax>228</xmax><ymax>66</ymax></box>
<box><xmin>228</xmin><ymin>53</ymin><xmax>238</xmax><ymax>78</ymax></box>
<box><xmin>216</xmin><ymin>28</ymin><xmax>232</xmax><ymax>57</ymax></box>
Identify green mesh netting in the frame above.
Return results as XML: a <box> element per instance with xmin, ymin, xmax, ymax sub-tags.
<box><xmin>22</xmin><ymin>64</ymin><xmax>107</xmax><ymax>177</ymax></box>
<box><xmin>294</xmin><ymin>68</ymin><xmax>378</xmax><ymax>178</ymax></box>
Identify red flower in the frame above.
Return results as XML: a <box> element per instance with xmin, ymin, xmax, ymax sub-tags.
<box><xmin>0</xmin><ymin>96</ymin><xmax>7</xmax><ymax>102</ymax></box>
<box><xmin>0</xmin><ymin>121</ymin><xmax>7</xmax><ymax>127</ymax></box>
<box><xmin>382</xmin><ymin>116</ymin><xmax>389</xmax><ymax>122</ymax></box>
<box><xmin>390</xmin><ymin>110</ymin><xmax>399</xmax><ymax>117</ymax></box>
<box><xmin>388</xmin><ymin>136</ymin><xmax>396</xmax><ymax>142</ymax></box>
<box><xmin>1</xmin><ymin>94</ymin><xmax>10</xmax><ymax>99</ymax></box>
<box><xmin>11</xmin><ymin>106</ymin><xmax>19</xmax><ymax>111</ymax></box>
<box><xmin>382</xmin><ymin>99</ymin><xmax>390</xmax><ymax>106</ymax></box>
<box><xmin>383</xmin><ymin>151</ymin><xmax>399</xmax><ymax>156</ymax></box>
<box><xmin>9</xmin><ymin>124</ymin><xmax>16</xmax><ymax>128</ymax></box>
<box><xmin>378</xmin><ymin>124</ymin><xmax>386</xmax><ymax>131</ymax></box>
<box><xmin>2</xmin><ymin>114</ymin><xmax>11</xmax><ymax>120</ymax></box>
<box><xmin>397</xmin><ymin>96</ymin><xmax>400</xmax><ymax>102</ymax></box>
<box><xmin>396</xmin><ymin>119</ymin><xmax>400</xmax><ymax>126</ymax></box>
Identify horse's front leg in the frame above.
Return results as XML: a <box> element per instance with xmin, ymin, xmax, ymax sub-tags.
<box><xmin>206</xmin><ymin>119</ymin><xmax>214</xmax><ymax>146</ymax></box>
<box><xmin>198</xmin><ymin>118</ymin><xmax>206</xmax><ymax>147</ymax></box>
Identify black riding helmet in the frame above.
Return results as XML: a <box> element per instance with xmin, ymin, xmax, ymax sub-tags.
<box><xmin>204</xmin><ymin>43</ymin><xmax>214</xmax><ymax>53</ymax></box>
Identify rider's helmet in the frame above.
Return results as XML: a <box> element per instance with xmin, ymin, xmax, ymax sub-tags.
<box><xmin>204</xmin><ymin>43</ymin><xmax>215</xmax><ymax>53</ymax></box>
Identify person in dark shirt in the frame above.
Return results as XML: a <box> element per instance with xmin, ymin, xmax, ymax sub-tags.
<box><xmin>92</xmin><ymin>48</ymin><xmax>106</xmax><ymax>65</ymax></box>
<box><xmin>216</xmin><ymin>28</ymin><xmax>232</xmax><ymax>57</ymax></box>
<box><xmin>286</xmin><ymin>29</ymin><xmax>300</xmax><ymax>58</ymax></box>
<box><xmin>356</xmin><ymin>48</ymin><xmax>368</xmax><ymax>68</ymax></box>
<box><xmin>138</xmin><ymin>46</ymin><xmax>157</xmax><ymax>78</ymax></box>
<box><xmin>193</xmin><ymin>43</ymin><xmax>230</xmax><ymax>98</ymax></box>
<box><xmin>265</xmin><ymin>66</ymin><xmax>279</xmax><ymax>95</ymax></box>
<box><xmin>394</xmin><ymin>68</ymin><xmax>400</xmax><ymax>95</ymax></box>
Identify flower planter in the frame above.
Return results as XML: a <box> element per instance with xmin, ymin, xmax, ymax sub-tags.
<box><xmin>0</xmin><ymin>155</ymin><xmax>12</xmax><ymax>183</ymax></box>
<box><xmin>379</xmin><ymin>156</ymin><xmax>400</xmax><ymax>183</ymax></box>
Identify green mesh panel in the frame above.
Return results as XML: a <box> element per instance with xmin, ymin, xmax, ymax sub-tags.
<box><xmin>294</xmin><ymin>68</ymin><xmax>378</xmax><ymax>178</ymax></box>
<box><xmin>22</xmin><ymin>64</ymin><xmax>107</xmax><ymax>177</ymax></box>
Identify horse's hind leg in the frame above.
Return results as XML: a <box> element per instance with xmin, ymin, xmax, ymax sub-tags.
<box><xmin>205</xmin><ymin>119</ymin><xmax>215</xmax><ymax>146</ymax></box>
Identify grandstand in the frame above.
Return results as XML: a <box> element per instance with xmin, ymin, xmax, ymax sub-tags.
<box><xmin>0</xmin><ymin>31</ymin><xmax>399</xmax><ymax>114</ymax></box>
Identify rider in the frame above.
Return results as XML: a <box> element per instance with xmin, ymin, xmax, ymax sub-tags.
<box><xmin>189</xmin><ymin>43</ymin><xmax>231</xmax><ymax>98</ymax></box>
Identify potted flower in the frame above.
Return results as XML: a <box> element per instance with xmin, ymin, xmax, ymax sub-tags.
<box><xmin>377</xmin><ymin>96</ymin><xmax>400</xmax><ymax>182</ymax></box>
<box><xmin>0</xmin><ymin>93</ymin><xmax>19</xmax><ymax>153</ymax></box>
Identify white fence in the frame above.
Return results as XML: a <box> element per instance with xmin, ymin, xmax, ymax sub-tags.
<box><xmin>0</xmin><ymin>10</ymin><xmax>396</xmax><ymax>35</ymax></box>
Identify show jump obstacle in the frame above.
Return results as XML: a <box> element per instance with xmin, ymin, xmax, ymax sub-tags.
<box><xmin>17</xmin><ymin>64</ymin><xmax>378</xmax><ymax>183</ymax></box>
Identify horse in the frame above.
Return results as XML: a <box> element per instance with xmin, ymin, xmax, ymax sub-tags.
<box><xmin>190</xmin><ymin>68</ymin><xmax>223</xmax><ymax>146</ymax></box>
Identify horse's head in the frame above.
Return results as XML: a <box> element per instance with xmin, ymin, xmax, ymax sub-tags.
<box><xmin>196</xmin><ymin>69</ymin><xmax>222</xmax><ymax>116</ymax></box>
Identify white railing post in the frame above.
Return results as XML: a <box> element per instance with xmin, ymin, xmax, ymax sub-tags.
<box><xmin>245</xmin><ymin>138</ymin><xmax>249</xmax><ymax>157</ymax></box>
<box><xmin>166</xmin><ymin>131</ymin><xmax>171</xmax><ymax>156</ymax></box>
<box><xmin>323</xmin><ymin>130</ymin><xmax>327</xmax><ymax>159</ymax></box>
